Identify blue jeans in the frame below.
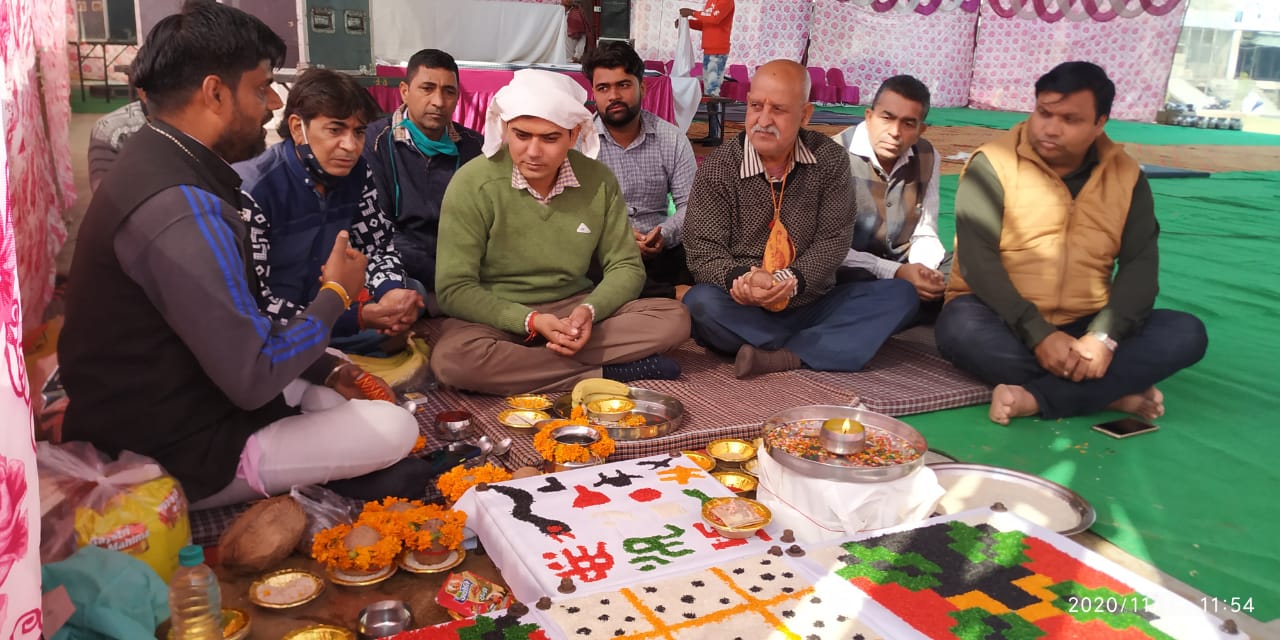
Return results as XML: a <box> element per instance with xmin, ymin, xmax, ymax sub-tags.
<box><xmin>683</xmin><ymin>280</ymin><xmax>918</xmax><ymax>371</ymax></box>
<box><xmin>330</xmin><ymin>278</ymin><xmax>429</xmax><ymax>356</ymax></box>
<box><xmin>702</xmin><ymin>54</ymin><xmax>728</xmax><ymax>95</ymax></box>
<box><xmin>934</xmin><ymin>295</ymin><xmax>1208</xmax><ymax>419</ymax></box>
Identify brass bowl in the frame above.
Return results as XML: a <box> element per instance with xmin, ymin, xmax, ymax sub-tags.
<box><xmin>741</xmin><ymin>458</ymin><xmax>759</xmax><ymax>477</ymax></box>
<box><xmin>701</xmin><ymin>497</ymin><xmax>771</xmax><ymax>539</ymax></box>
<box><xmin>248</xmin><ymin>568</ymin><xmax>324</xmax><ymax>609</ymax></box>
<box><xmin>682</xmin><ymin>451</ymin><xmax>715</xmax><ymax>471</ymax></box>
<box><xmin>586</xmin><ymin>397</ymin><xmax>636</xmax><ymax>421</ymax></box>
<box><xmin>506</xmin><ymin>394</ymin><xmax>553</xmax><ymax>411</ymax></box>
<box><xmin>707</xmin><ymin>438</ymin><xmax>756</xmax><ymax>469</ymax></box>
<box><xmin>497</xmin><ymin>408</ymin><xmax>550</xmax><ymax>430</ymax></box>
<box><xmin>713</xmin><ymin>471</ymin><xmax>758</xmax><ymax>494</ymax></box>
<box><xmin>282</xmin><ymin>624</ymin><xmax>355</xmax><ymax>640</ymax></box>
<box><xmin>165</xmin><ymin>608</ymin><xmax>250</xmax><ymax>640</ymax></box>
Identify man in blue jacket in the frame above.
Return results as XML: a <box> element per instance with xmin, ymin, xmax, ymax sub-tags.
<box><xmin>364</xmin><ymin>49</ymin><xmax>483</xmax><ymax>315</ymax></box>
<box><xmin>237</xmin><ymin>68</ymin><xmax>424</xmax><ymax>355</ymax></box>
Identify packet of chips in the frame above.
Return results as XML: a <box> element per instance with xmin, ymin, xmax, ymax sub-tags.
<box><xmin>436</xmin><ymin>570</ymin><xmax>513</xmax><ymax>618</ymax></box>
<box><xmin>38</xmin><ymin>441</ymin><xmax>191</xmax><ymax>582</ymax></box>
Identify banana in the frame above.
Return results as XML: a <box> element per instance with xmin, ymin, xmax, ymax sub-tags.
<box><xmin>571</xmin><ymin>378</ymin><xmax>630</xmax><ymax>406</ymax></box>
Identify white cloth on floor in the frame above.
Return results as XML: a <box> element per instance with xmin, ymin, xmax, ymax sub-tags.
<box><xmin>754</xmin><ymin>449</ymin><xmax>944</xmax><ymax>544</ymax></box>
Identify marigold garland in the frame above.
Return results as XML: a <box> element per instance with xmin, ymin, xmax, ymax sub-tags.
<box><xmin>400</xmin><ymin>504</ymin><xmax>468</xmax><ymax>552</ymax></box>
<box><xmin>311</xmin><ymin>498</ymin><xmax>472</xmax><ymax>572</ymax></box>
<box><xmin>310</xmin><ymin>515</ymin><xmax>403</xmax><ymax>573</ymax></box>
<box><xmin>532</xmin><ymin>422</ymin><xmax>615</xmax><ymax>464</ymax></box>
<box><xmin>411</xmin><ymin>435</ymin><xmax>427</xmax><ymax>454</ymax></box>
<box><xmin>436</xmin><ymin>463</ymin><xmax>512</xmax><ymax>504</ymax></box>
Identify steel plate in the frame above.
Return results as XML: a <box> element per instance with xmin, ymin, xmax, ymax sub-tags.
<box><xmin>928</xmin><ymin>462</ymin><xmax>1096</xmax><ymax>535</ymax></box>
<box><xmin>762</xmin><ymin>405</ymin><xmax>927</xmax><ymax>483</ymax></box>
<box><xmin>552</xmin><ymin>387</ymin><xmax>684</xmax><ymax>440</ymax></box>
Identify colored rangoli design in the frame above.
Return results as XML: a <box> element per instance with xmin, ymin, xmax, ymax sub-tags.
<box><xmin>816</xmin><ymin>520</ymin><xmax>1176</xmax><ymax>640</ymax></box>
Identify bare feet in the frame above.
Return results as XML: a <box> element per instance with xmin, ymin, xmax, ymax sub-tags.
<box><xmin>1107</xmin><ymin>387</ymin><xmax>1165</xmax><ymax>421</ymax></box>
<box><xmin>989</xmin><ymin>384</ymin><xmax>1040</xmax><ymax>425</ymax></box>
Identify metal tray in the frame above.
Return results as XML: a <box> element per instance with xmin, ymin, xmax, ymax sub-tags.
<box><xmin>928</xmin><ymin>462</ymin><xmax>1096</xmax><ymax>535</ymax></box>
<box><xmin>552</xmin><ymin>386</ymin><xmax>683</xmax><ymax>441</ymax></box>
<box><xmin>761</xmin><ymin>405</ymin><xmax>927</xmax><ymax>483</ymax></box>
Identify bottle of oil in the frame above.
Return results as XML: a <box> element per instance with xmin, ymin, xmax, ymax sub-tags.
<box><xmin>168</xmin><ymin>545</ymin><xmax>222</xmax><ymax>639</ymax></box>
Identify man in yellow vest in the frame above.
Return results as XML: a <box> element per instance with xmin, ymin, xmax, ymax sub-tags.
<box><xmin>936</xmin><ymin>61</ymin><xmax>1207</xmax><ymax>425</ymax></box>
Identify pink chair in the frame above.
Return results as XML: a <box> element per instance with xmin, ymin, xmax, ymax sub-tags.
<box><xmin>826</xmin><ymin>68</ymin><xmax>860</xmax><ymax>105</ymax></box>
<box><xmin>644</xmin><ymin>60</ymin><xmax>666</xmax><ymax>74</ymax></box>
<box><xmin>720</xmin><ymin>64</ymin><xmax>751</xmax><ymax>102</ymax></box>
<box><xmin>807</xmin><ymin>67</ymin><xmax>837</xmax><ymax>104</ymax></box>
<box><xmin>664</xmin><ymin>60</ymin><xmax>674</xmax><ymax>74</ymax></box>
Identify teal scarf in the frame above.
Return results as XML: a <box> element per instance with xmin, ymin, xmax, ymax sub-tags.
<box><xmin>401</xmin><ymin>117</ymin><xmax>459</xmax><ymax>158</ymax></box>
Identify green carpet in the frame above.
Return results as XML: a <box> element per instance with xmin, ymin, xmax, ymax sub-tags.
<box><xmin>915</xmin><ymin>171</ymin><xmax>1280</xmax><ymax>621</ymax></box>
<box><xmin>815</xmin><ymin>105</ymin><xmax>1280</xmax><ymax>147</ymax></box>
<box><xmin>70</xmin><ymin>94</ymin><xmax>133</xmax><ymax>114</ymax></box>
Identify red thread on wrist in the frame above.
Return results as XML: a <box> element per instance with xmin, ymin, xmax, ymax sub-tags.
<box><xmin>356</xmin><ymin>289</ymin><xmax>373</xmax><ymax>330</ymax></box>
<box><xmin>525</xmin><ymin>311</ymin><xmax>540</xmax><ymax>343</ymax></box>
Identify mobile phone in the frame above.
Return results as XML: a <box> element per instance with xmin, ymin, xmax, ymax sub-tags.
<box><xmin>1091</xmin><ymin>418</ymin><xmax>1159</xmax><ymax>439</ymax></box>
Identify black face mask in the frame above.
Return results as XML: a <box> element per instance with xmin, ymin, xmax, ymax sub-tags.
<box><xmin>296</xmin><ymin>125</ymin><xmax>341</xmax><ymax>190</ymax></box>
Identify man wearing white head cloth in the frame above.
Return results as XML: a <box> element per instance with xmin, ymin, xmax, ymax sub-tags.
<box><xmin>431</xmin><ymin>70</ymin><xmax>691</xmax><ymax>395</ymax></box>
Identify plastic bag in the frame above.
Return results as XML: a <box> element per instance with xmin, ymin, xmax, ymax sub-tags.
<box><xmin>290</xmin><ymin>484</ymin><xmax>358</xmax><ymax>554</ymax></box>
<box><xmin>37</xmin><ymin>441</ymin><xmax>191</xmax><ymax>582</ymax></box>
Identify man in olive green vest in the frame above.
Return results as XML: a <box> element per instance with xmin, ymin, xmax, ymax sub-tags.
<box><xmin>936</xmin><ymin>61</ymin><xmax>1207</xmax><ymax>425</ymax></box>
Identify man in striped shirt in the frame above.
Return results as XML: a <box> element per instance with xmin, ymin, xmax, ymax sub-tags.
<box><xmin>683</xmin><ymin>61</ymin><xmax>918</xmax><ymax>378</ymax></box>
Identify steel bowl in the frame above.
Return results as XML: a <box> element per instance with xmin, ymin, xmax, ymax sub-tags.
<box><xmin>433</xmin><ymin>410</ymin><xmax>474</xmax><ymax>441</ymax></box>
<box><xmin>357</xmin><ymin>600</ymin><xmax>413</xmax><ymax>639</ymax></box>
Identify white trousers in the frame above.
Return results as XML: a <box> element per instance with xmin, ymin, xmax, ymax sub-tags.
<box><xmin>190</xmin><ymin>380</ymin><xmax>418</xmax><ymax>509</ymax></box>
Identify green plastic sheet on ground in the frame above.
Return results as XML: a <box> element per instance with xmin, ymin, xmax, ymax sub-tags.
<box><xmin>815</xmin><ymin>105</ymin><xmax>1280</xmax><ymax>147</ymax></box>
<box><xmin>915</xmin><ymin>171</ymin><xmax>1280</xmax><ymax>621</ymax></box>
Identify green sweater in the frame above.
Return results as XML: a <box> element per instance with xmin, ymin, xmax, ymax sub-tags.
<box><xmin>436</xmin><ymin>148</ymin><xmax>645</xmax><ymax>334</ymax></box>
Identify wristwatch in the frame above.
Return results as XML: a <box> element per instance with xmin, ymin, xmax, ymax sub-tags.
<box><xmin>1089</xmin><ymin>331</ymin><xmax>1118</xmax><ymax>352</ymax></box>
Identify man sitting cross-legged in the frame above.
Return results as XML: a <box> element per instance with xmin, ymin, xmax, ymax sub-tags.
<box><xmin>682</xmin><ymin>60</ymin><xmax>918</xmax><ymax>379</ymax></box>
<box><xmin>936</xmin><ymin>61</ymin><xmax>1208</xmax><ymax>425</ymax></box>
<box><xmin>59</xmin><ymin>3</ymin><xmax>420</xmax><ymax>510</ymax></box>
<box><xmin>430</xmin><ymin>69</ymin><xmax>691</xmax><ymax>395</ymax></box>
<box><xmin>237</xmin><ymin>68</ymin><xmax>425</xmax><ymax>356</ymax></box>
<box><xmin>834</xmin><ymin>75</ymin><xmax>948</xmax><ymax>323</ymax></box>
<box><xmin>583</xmin><ymin>41</ymin><xmax>698</xmax><ymax>300</ymax></box>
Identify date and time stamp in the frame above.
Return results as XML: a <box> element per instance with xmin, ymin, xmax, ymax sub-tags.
<box><xmin>1064</xmin><ymin>595</ymin><xmax>1256</xmax><ymax>615</ymax></box>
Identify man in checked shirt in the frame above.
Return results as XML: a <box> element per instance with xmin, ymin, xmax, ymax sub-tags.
<box><xmin>583</xmin><ymin>41</ymin><xmax>698</xmax><ymax>300</ymax></box>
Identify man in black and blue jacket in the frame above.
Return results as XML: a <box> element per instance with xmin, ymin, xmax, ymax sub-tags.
<box><xmin>60</xmin><ymin>2</ymin><xmax>418</xmax><ymax>508</ymax></box>
<box><xmin>364</xmin><ymin>49</ymin><xmax>483</xmax><ymax>315</ymax></box>
<box><xmin>238</xmin><ymin>68</ymin><xmax>425</xmax><ymax>355</ymax></box>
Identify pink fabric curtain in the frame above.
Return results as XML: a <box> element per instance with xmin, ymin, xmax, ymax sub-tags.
<box><xmin>633</xmin><ymin>0</ymin><xmax>811</xmax><ymax>70</ymax></box>
<box><xmin>808</xmin><ymin>0</ymin><xmax>978</xmax><ymax>108</ymax></box>
<box><xmin>968</xmin><ymin>0</ymin><xmax>1189</xmax><ymax>121</ymax></box>
<box><xmin>3</xmin><ymin>0</ymin><xmax>74</xmax><ymax>331</ymax></box>
<box><xmin>0</xmin><ymin>57</ymin><xmax>44</xmax><ymax>640</ymax></box>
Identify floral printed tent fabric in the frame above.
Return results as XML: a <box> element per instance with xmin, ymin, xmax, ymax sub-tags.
<box><xmin>0</xmin><ymin>57</ymin><xmax>44</xmax><ymax>640</ymax></box>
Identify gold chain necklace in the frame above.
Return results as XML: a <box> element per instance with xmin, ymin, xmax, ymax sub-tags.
<box><xmin>147</xmin><ymin>124</ymin><xmax>199</xmax><ymax>163</ymax></box>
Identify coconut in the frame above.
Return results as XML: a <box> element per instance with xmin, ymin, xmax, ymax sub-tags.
<box><xmin>218</xmin><ymin>495</ymin><xmax>306</xmax><ymax>574</ymax></box>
